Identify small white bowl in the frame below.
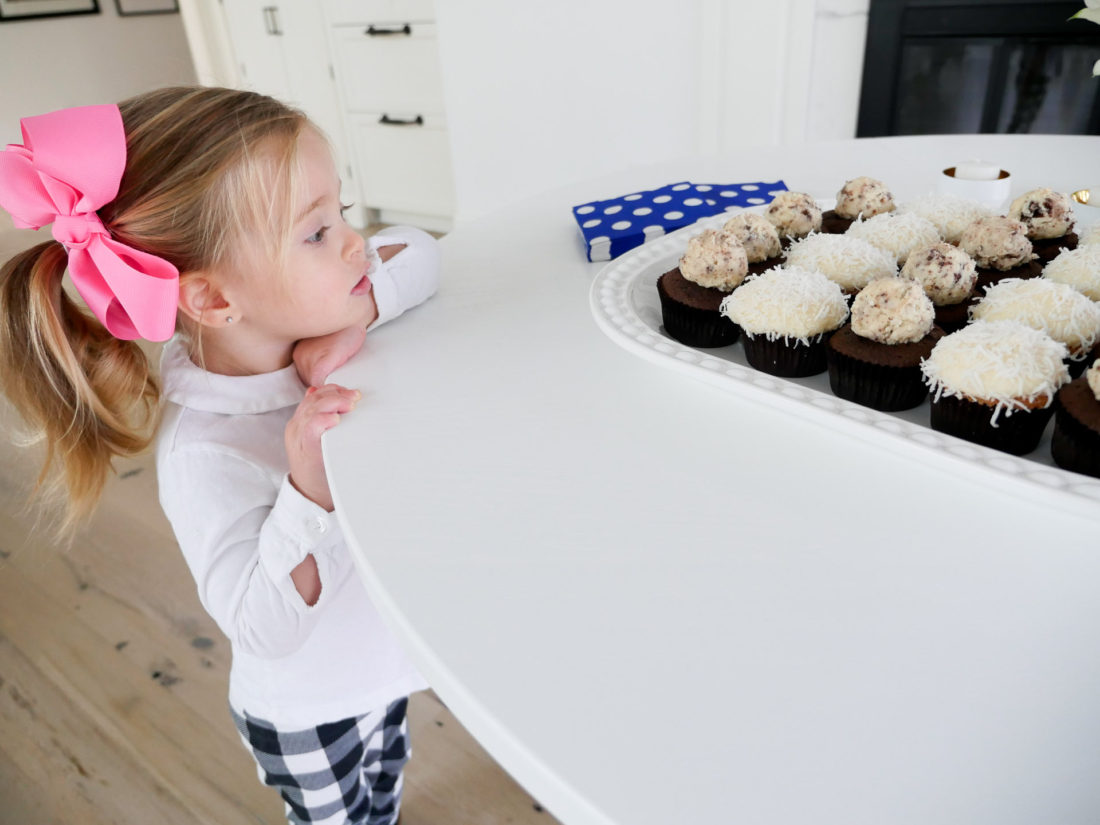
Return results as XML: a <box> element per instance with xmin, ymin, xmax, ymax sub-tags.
<box><xmin>936</xmin><ymin>164</ymin><xmax>1012</xmax><ymax>210</ymax></box>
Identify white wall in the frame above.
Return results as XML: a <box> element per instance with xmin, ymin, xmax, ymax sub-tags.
<box><xmin>0</xmin><ymin>6</ymin><xmax>195</xmax><ymax>144</ymax></box>
<box><xmin>434</xmin><ymin>1</ymin><xmax>703</xmax><ymax>224</ymax></box>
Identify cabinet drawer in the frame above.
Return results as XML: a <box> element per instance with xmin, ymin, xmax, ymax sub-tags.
<box><xmin>323</xmin><ymin>0</ymin><xmax>434</xmax><ymax>26</ymax></box>
<box><xmin>349</xmin><ymin>113</ymin><xmax>454</xmax><ymax>217</ymax></box>
<box><xmin>332</xmin><ymin>22</ymin><xmax>444</xmax><ymax>114</ymax></box>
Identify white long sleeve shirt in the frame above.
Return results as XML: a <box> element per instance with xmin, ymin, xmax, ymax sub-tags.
<box><xmin>156</xmin><ymin>227</ymin><xmax>437</xmax><ymax>728</ymax></box>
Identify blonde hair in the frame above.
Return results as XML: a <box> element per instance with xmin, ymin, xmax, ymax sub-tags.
<box><xmin>0</xmin><ymin>86</ymin><xmax>310</xmax><ymax>535</ymax></box>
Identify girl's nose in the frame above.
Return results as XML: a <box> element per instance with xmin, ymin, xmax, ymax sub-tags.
<box><xmin>345</xmin><ymin>226</ymin><xmax>366</xmax><ymax>260</ymax></box>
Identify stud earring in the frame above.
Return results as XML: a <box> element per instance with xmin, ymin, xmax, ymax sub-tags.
<box><xmin>225</xmin><ymin>316</ymin><xmax>234</xmax><ymax>324</ymax></box>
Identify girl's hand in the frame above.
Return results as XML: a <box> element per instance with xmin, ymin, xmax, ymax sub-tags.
<box><xmin>285</xmin><ymin>384</ymin><xmax>361</xmax><ymax>511</ymax></box>
<box><xmin>293</xmin><ymin>324</ymin><xmax>368</xmax><ymax>388</ymax></box>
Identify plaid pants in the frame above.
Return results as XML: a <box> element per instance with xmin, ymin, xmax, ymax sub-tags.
<box><xmin>231</xmin><ymin>698</ymin><xmax>410</xmax><ymax>825</ymax></box>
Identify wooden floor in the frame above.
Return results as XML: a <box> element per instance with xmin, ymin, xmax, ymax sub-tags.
<box><xmin>0</xmin><ymin>223</ymin><xmax>559</xmax><ymax>824</ymax></box>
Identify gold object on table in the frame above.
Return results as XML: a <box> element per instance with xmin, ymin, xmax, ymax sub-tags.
<box><xmin>1072</xmin><ymin>189</ymin><xmax>1091</xmax><ymax>205</ymax></box>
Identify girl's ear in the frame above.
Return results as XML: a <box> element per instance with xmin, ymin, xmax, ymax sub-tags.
<box><xmin>177</xmin><ymin>273</ymin><xmax>234</xmax><ymax>327</ymax></box>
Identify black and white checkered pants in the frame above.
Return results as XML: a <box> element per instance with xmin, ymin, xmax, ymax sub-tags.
<box><xmin>231</xmin><ymin>698</ymin><xmax>410</xmax><ymax>825</ymax></box>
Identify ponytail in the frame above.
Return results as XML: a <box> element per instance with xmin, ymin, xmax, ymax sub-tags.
<box><xmin>0</xmin><ymin>241</ymin><xmax>159</xmax><ymax>536</ymax></box>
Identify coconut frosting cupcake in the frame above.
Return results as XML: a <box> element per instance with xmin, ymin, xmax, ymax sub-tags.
<box><xmin>1051</xmin><ymin>358</ymin><xmax>1100</xmax><ymax>478</ymax></box>
<box><xmin>1007</xmin><ymin>187</ymin><xmax>1077</xmax><ymax>262</ymax></box>
<box><xmin>821</xmin><ymin>176</ymin><xmax>895</xmax><ymax>234</ymax></box>
<box><xmin>845</xmin><ymin>212</ymin><xmax>941</xmax><ymax>265</ymax></box>
<box><xmin>897</xmin><ymin>193</ymin><xmax>992</xmax><ymax>245</ymax></box>
<box><xmin>900</xmin><ymin>242</ymin><xmax>979</xmax><ymax>332</ymax></box>
<box><xmin>764</xmin><ymin>191</ymin><xmax>822</xmax><ymax>245</ymax></box>
<box><xmin>827</xmin><ymin>277</ymin><xmax>943</xmax><ymax>410</ymax></box>
<box><xmin>784</xmin><ymin>233</ymin><xmax>897</xmax><ymax>294</ymax></box>
<box><xmin>969</xmin><ymin>277</ymin><xmax>1100</xmax><ymax>376</ymax></box>
<box><xmin>657</xmin><ymin>227</ymin><xmax>748</xmax><ymax>347</ymax></box>
<box><xmin>921</xmin><ymin>320</ymin><xmax>1069</xmax><ymax>455</ymax></box>
<box><xmin>722</xmin><ymin>211</ymin><xmax>783</xmax><ymax>275</ymax></box>
<box><xmin>1042</xmin><ymin>244</ymin><xmax>1100</xmax><ymax>301</ymax></box>
<box><xmin>720</xmin><ymin>265</ymin><xmax>849</xmax><ymax>377</ymax></box>
<box><xmin>958</xmin><ymin>215</ymin><xmax>1040</xmax><ymax>290</ymax></box>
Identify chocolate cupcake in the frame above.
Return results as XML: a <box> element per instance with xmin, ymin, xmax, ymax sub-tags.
<box><xmin>1051</xmin><ymin>359</ymin><xmax>1100</xmax><ymax>477</ymax></box>
<box><xmin>764</xmin><ymin>191</ymin><xmax>822</xmax><ymax>249</ymax></box>
<box><xmin>722</xmin><ymin>211</ymin><xmax>784</xmax><ymax>276</ymax></box>
<box><xmin>845</xmin><ymin>211</ymin><xmax>942</xmax><ymax>267</ymax></box>
<box><xmin>900</xmin><ymin>242</ymin><xmax>979</xmax><ymax>333</ymax></box>
<box><xmin>1008</xmin><ymin>187</ymin><xmax>1078</xmax><ymax>263</ymax></box>
<box><xmin>969</xmin><ymin>278</ymin><xmax>1100</xmax><ymax>378</ymax></box>
<box><xmin>1042</xmin><ymin>244</ymin><xmax>1100</xmax><ymax>302</ymax></box>
<box><xmin>959</xmin><ymin>215</ymin><xmax>1041</xmax><ymax>290</ymax></box>
<box><xmin>921</xmin><ymin>320</ymin><xmax>1070</xmax><ymax>455</ymax></box>
<box><xmin>897</xmin><ymin>193</ymin><xmax>992</xmax><ymax>246</ymax></box>
<box><xmin>827</xmin><ymin>277</ymin><xmax>944</xmax><ymax>411</ymax></box>
<box><xmin>720</xmin><ymin>265</ymin><xmax>849</xmax><ymax>377</ymax></box>
<box><xmin>821</xmin><ymin>176</ymin><xmax>895</xmax><ymax>234</ymax></box>
<box><xmin>657</xmin><ymin>227</ymin><xmax>748</xmax><ymax>348</ymax></box>
<box><xmin>785</xmin><ymin>233</ymin><xmax>897</xmax><ymax>296</ymax></box>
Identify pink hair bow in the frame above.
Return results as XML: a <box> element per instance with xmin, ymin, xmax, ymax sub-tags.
<box><xmin>0</xmin><ymin>104</ymin><xmax>179</xmax><ymax>341</ymax></box>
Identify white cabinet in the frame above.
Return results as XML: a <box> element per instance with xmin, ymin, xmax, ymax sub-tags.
<box><xmin>323</xmin><ymin>0</ymin><xmax>454</xmax><ymax>231</ymax></box>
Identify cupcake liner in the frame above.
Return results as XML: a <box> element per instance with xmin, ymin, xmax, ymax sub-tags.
<box><xmin>1051</xmin><ymin>403</ymin><xmax>1100</xmax><ymax>478</ymax></box>
<box><xmin>929</xmin><ymin>394</ymin><xmax>1054</xmax><ymax>455</ymax></box>
<box><xmin>742</xmin><ymin>333</ymin><xmax>829</xmax><ymax>377</ymax></box>
<box><xmin>657</xmin><ymin>277</ymin><xmax>740</xmax><ymax>348</ymax></box>
<box><xmin>826</xmin><ymin>348</ymin><xmax>929</xmax><ymax>411</ymax></box>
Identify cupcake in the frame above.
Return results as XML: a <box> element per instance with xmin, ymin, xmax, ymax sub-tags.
<box><xmin>1041</xmin><ymin>244</ymin><xmax>1100</xmax><ymax>301</ymax></box>
<box><xmin>1007</xmin><ymin>187</ymin><xmax>1077</xmax><ymax>263</ymax></box>
<box><xmin>897</xmin><ymin>193</ymin><xmax>992</xmax><ymax>245</ymax></box>
<box><xmin>764</xmin><ymin>191</ymin><xmax>822</xmax><ymax>247</ymax></box>
<box><xmin>845</xmin><ymin>212</ymin><xmax>941</xmax><ymax>266</ymax></box>
<box><xmin>657</xmin><ymin>228</ymin><xmax>748</xmax><ymax>347</ymax></box>
<box><xmin>722</xmin><ymin>211</ymin><xmax>783</xmax><ymax>276</ymax></box>
<box><xmin>958</xmin><ymin>215</ymin><xmax>1040</xmax><ymax>290</ymax></box>
<box><xmin>827</xmin><ymin>277</ymin><xmax>944</xmax><ymax>411</ymax></box>
<box><xmin>968</xmin><ymin>277</ymin><xmax>1100</xmax><ymax>377</ymax></box>
<box><xmin>1051</xmin><ymin>358</ymin><xmax>1100</xmax><ymax>478</ymax></box>
<box><xmin>720</xmin><ymin>265</ymin><xmax>849</xmax><ymax>377</ymax></box>
<box><xmin>784</xmin><ymin>233</ymin><xmax>897</xmax><ymax>295</ymax></box>
<box><xmin>921</xmin><ymin>320</ymin><xmax>1070</xmax><ymax>455</ymax></box>
<box><xmin>1080</xmin><ymin>223</ymin><xmax>1100</xmax><ymax>246</ymax></box>
<box><xmin>821</xmin><ymin>176</ymin><xmax>895</xmax><ymax>234</ymax></box>
<box><xmin>900</xmin><ymin>242</ymin><xmax>979</xmax><ymax>332</ymax></box>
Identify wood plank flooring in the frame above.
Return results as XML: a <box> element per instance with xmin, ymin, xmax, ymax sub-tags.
<box><xmin>0</xmin><ymin>221</ymin><xmax>560</xmax><ymax>825</ymax></box>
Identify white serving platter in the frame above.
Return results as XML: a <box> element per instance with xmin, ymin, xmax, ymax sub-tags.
<box><xmin>588</xmin><ymin>210</ymin><xmax>1100</xmax><ymax>524</ymax></box>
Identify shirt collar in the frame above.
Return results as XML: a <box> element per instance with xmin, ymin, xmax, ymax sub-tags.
<box><xmin>159</xmin><ymin>336</ymin><xmax>307</xmax><ymax>415</ymax></box>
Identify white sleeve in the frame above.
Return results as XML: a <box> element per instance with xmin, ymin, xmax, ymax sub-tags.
<box><xmin>368</xmin><ymin>225</ymin><xmax>441</xmax><ymax>328</ymax></box>
<box><xmin>157</xmin><ymin>448</ymin><xmax>357</xmax><ymax>659</ymax></box>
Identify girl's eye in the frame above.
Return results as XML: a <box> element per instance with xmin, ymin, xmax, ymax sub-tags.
<box><xmin>307</xmin><ymin>226</ymin><xmax>329</xmax><ymax>244</ymax></box>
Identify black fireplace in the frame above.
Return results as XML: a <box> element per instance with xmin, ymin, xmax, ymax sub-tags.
<box><xmin>857</xmin><ymin>0</ymin><xmax>1100</xmax><ymax>136</ymax></box>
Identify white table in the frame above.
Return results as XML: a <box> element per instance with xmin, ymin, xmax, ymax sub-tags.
<box><xmin>326</xmin><ymin>135</ymin><xmax>1100</xmax><ymax>825</ymax></box>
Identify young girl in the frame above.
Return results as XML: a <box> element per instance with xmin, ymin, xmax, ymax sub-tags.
<box><xmin>0</xmin><ymin>86</ymin><xmax>439</xmax><ymax>824</ymax></box>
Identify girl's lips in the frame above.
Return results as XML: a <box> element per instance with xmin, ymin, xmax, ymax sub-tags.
<box><xmin>351</xmin><ymin>273</ymin><xmax>373</xmax><ymax>296</ymax></box>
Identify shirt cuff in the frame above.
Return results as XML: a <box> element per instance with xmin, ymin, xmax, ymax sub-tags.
<box><xmin>368</xmin><ymin>226</ymin><xmax>440</xmax><ymax>328</ymax></box>
<box><xmin>261</xmin><ymin>475</ymin><xmax>340</xmax><ymax>583</ymax></box>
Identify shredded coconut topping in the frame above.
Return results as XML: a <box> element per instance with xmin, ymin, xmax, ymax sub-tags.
<box><xmin>1081</xmin><ymin>223</ymin><xmax>1100</xmax><ymax>246</ymax></box>
<box><xmin>720</xmin><ymin>265</ymin><xmax>849</xmax><ymax>344</ymax></box>
<box><xmin>678</xmin><ymin>228</ymin><xmax>749</xmax><ymax>290</ymax></box>
<box><xmin>1008</xmin><ymin>187</ymin><xmax>1076</xmax><ymax>240</ymax></box>
<box><xmin>834</xmin><ymin>176</ymin><xmax>895</xmax><ymax>220</ymax></box>
<box><xmin>785</xmin><ymin>232</ymin><xmax>897</xmax><ymax>292</ymax></box>
<box><xmin>851</xmin><ymin>277</ymin><xmax>935</xmax><ymax>344</ymax></box>
<box><xmin>845</xmin><ymin>212</ymin><xmax>941</xmax><ymax>265</ymax></box>
<box><xmin>765</xmin><ymin>191</ymin><xmax>822</xmax><ymax>239</ymax></box>
<box><xmin>970</xmin><ymin>277</ymin><xmax>1100</xmax><ymax>356</ymax></box>
<box><xmin>722</xmin><ymin>212</ymin><xmax>782</xmax><ymax>263</ymax></box>
<box><xmin>921</xmin><ymin>320</ymin><xmax>1069</xmax><ymax>424</ymax></box>
<box><xmin>959</xmin><ymin>215</ymin><xmax>1034</xmax><ymax>270</ymax></box>
<box><xmin>900</xmin><ymin>242</ymin><xmax>978</xmax><ymax>306</ymax></box>
<box><xmin>1088</xmin><ymin>359</ymin><xmax>1100</xmax><ymax>401</ymax></box>
<box><xmin>1041</xmin><ymin>244</ymin><xmax>1100</xmax><ymax>301</ymax></box>
<box><xmin>897</xmin><ymin>193</ymin><xmax>993</xmax><ymax>244</ymax></box>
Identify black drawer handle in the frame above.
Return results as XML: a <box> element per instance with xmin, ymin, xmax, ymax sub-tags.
<box><xmin>366</xmin><ymin>24</ymin><xmax>411</xmax><ymax>36</ymax></box>
<box><xmin>379</xmin><ymin>114</ymin><xmax>424</xmax><ymax>126</ymax></box>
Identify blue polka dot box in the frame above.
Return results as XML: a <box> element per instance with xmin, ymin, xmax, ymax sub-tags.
<box><xmin>572</xmin><ymin>180</ymin><xmax>788</xmax><ymax>262</ymax></box>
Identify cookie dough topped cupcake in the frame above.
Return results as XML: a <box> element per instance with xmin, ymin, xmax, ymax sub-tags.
<box><xmin>958</xmin><ymin>215</ymin><xmax>1040</xmax><ymax>290</ymax></box>
<box><xmin>656</xmin><ymin>227</ymin><xmax>748</xmax><ymax>348</ymax></box>
<box><xmin>765</xmin><ymin>191</ymin><xmax>822</xmax><ymax>245</ymax></box>
<box><xmin>1007</xmin><ymin>187</ymin><xmax>1077</xmax><ymax>262</ymax></box>
<box><xmin>784</xmin><ymin>233</ymin><xmax>897</xmax><ymax>295</ymax></box>
<box><xmin>897</xmin><ymin>193</ymin><xmax>992</xmax><ymax>245</ymax></box>
<box><xmin>900</xmin><ymin>242</ymin><xmax>979</xmax><ymax>332</ymax></box>
<box><xmin>845</xmin><ymin>212</ymin><xmax>941</xmax><ymax>266</ymax></box>
<box><xmin>722</xmin><ymin>211</ymin><xmax>783</xmax><ymax>275</ymax></box>
<box><xmin>1042</xmin><ymin>244</ymin><xmax>1100</xmax><ymax>301</ymax></box>
<box><xmin>822</xmin><ymin>176</ymin><xmax>895</xmax><ymax>234</ymax></box>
